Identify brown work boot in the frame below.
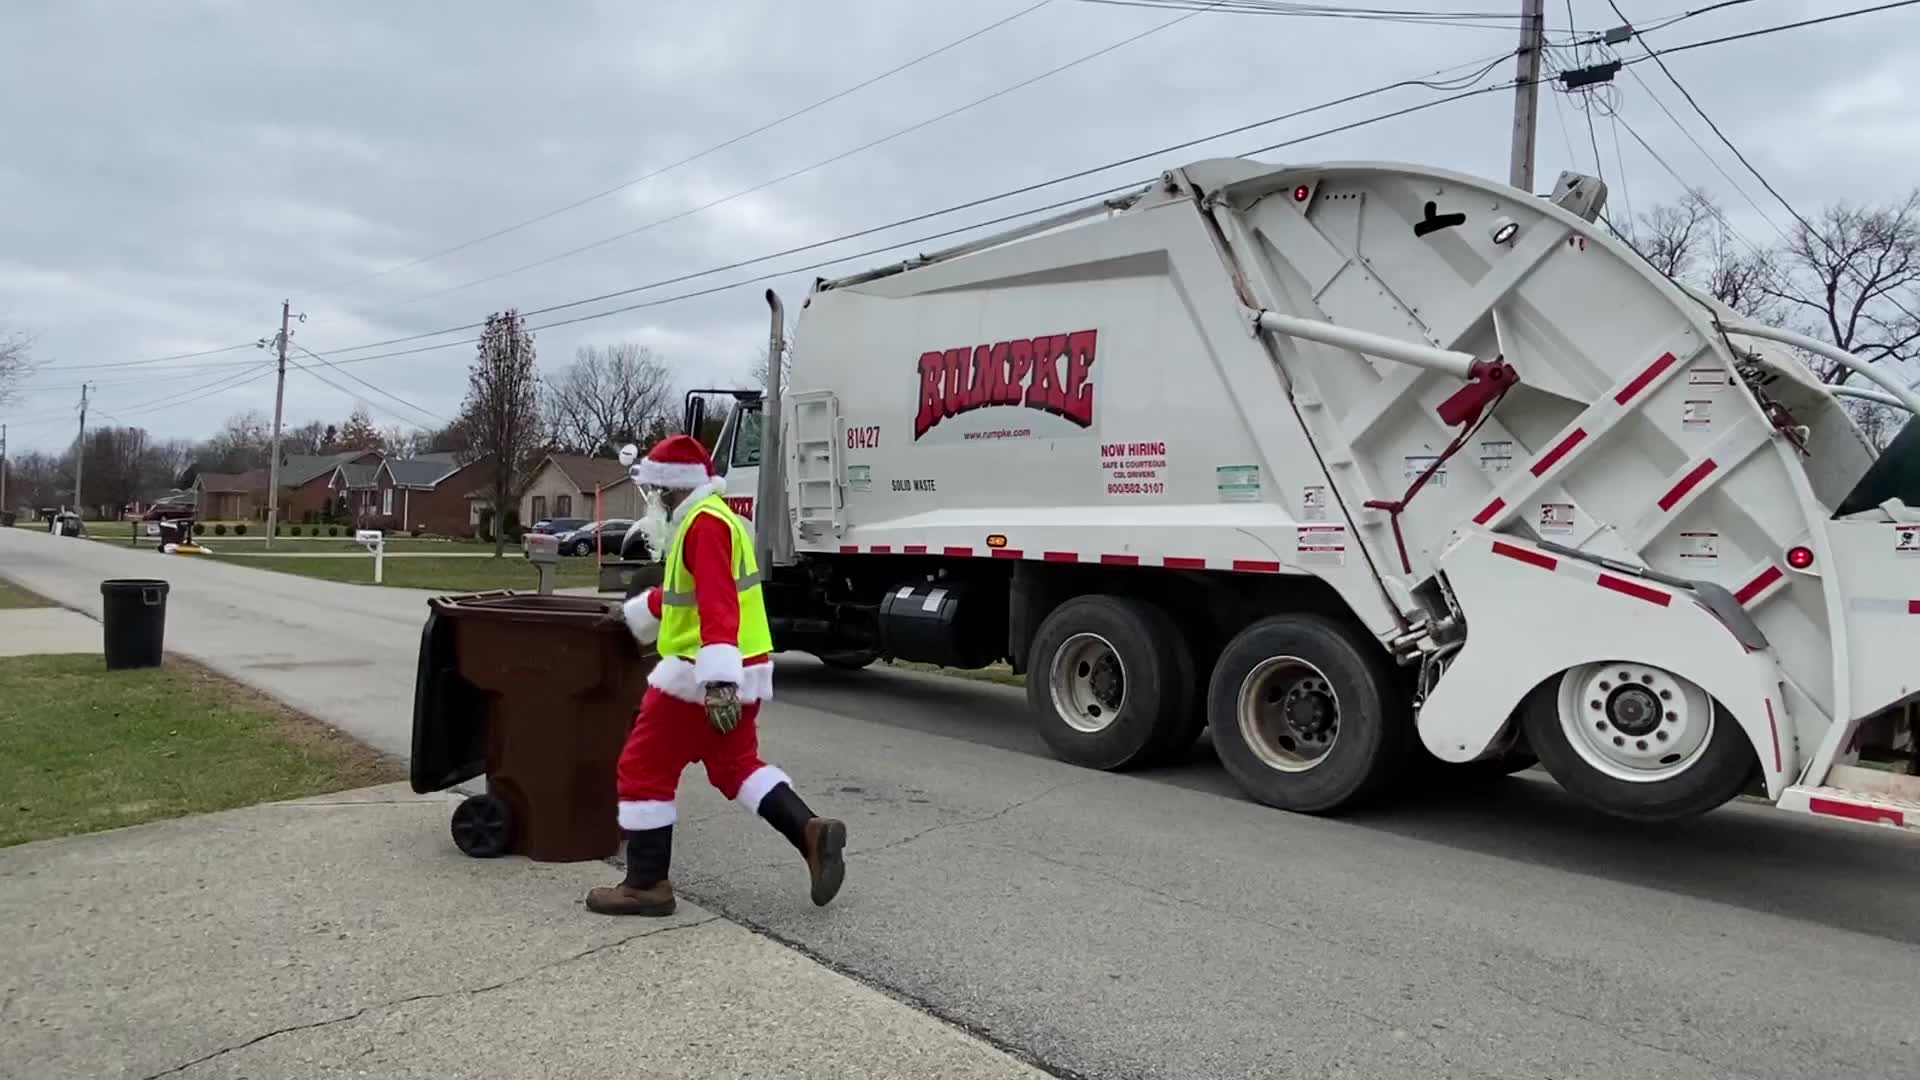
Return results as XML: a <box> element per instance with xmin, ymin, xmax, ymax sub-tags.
<box><xmin>585</xmin><ymin>880</ymin><xmax>676</xmax><ymax>917</ymax></box>
<box><xmin>802</xmin><ymin>817</ymin><xmax>847</xmax><ymax>907</ymax></box>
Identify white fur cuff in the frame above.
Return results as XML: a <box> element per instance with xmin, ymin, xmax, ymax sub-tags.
<box><xmin>632</xmin><ymin>459</ymin><xmax>714</xmax><ymax>489</ymax></box>
<box><xmin>736</xmin><ymin>766</ymin><xmax>791</xmax><ymax>812</ymax></box>
<box><xmin>622</xmin><ymin>592</ymin><xmax>660</xmax><ymax>647</ymax></box>
<box><xmin>694</xmin><ymin>643</ymin><xmax>743</xmax><ymax>686</ymax></box>
<box><xmin>617</xmin><ymin>799</ymin><xmax>676</xmax><ymax>830</ymax></box>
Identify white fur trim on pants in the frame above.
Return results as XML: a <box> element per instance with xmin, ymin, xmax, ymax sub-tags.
<box><xmin>736</xmin><ymin>766</ymin><xmax>791</xmax><ymax>812</ymax></box>
<box><xmin>632</xmin><ymin>459</ymin><xmax>715</xmax><ymax>489</ymax></box>
<box><xmin>694</xmin><ymin>643</ymin><xmax>743</xmax><ymax>686</ymax></box>
<box><xmin>617</xmin><ymin>799</ymin><xmax>677</xmax><ymax>830</ymax></box>
<box><xmin>648</xmin><ymin>656</ymin><xmax>774</xmax><ymax>704</ymax></box>
<box><xmin>622</xmin><ymin>592</ymin><xmax>660</xmax><ymax>647</ymax></box>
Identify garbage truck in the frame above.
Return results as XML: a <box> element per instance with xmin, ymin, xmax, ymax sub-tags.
<box><xmin>624</xmin><ymin>156</ymin><xmax>1920</xmax><ymax>830</ymax></box>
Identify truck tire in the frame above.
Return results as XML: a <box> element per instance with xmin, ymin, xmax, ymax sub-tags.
<box><xmin>1520</xmin><ymin>662</ymin><xmax>1755</xmax><ymax>821</ymax></box>
<box><xmin>1207</xmin><ymin>614</ymin><xmax>1411</xmax><ymax>813</ymax></box>
<box><xmin>1027</xmin><ymin>595</ymin><xmax>1195</xmax><ymax>771</ymax></box>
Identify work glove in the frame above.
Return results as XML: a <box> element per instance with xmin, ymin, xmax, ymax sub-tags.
<box><xmin>705</xmin><ymin>682</ymin><xmax>742</xmax><ymax>734</ymax></box>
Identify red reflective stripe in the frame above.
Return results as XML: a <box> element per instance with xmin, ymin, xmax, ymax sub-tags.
<box><xmin>1530</xmin><ymin>428</ymin><xmax>1588</xmax><ymax>476</ymax></box>
<box><xmin>1233</xmin><ymin>560</ymin><xmax>1281</xmax><ymax>574</ymax></box>
<box><xmin>1658</xmin><ymin>458</ymin><xmax>1718</xmax><ymax>511</ymax></box>
<box><xmin>1765</xmin><ymin>698</ymin><xmax>1782</xmax><ymax>772</ymax></box>
<box><xmin>1909</xmin><ymin>600</ymin><xmax>1920</xmax><ymax>615</ymax></box>
<box><xmin>904</xmin><ymin>545</ymin><xmax>928</xmax><ymax>554</ymax></box>
<box><xmin>944</xmin><ymin>546</ymin><xmax>974</xmax><ymax>558</ymax></box>
<box><xmin>869</xmin><ymin>544</ymin><xmax>893</xmax><ymax>554</ymax></box>
<box><xmin>991</xmin><ymin>548</ymin><xmax>1023</xmax><ymax>559</ymax></box>
<box><xmin>1100</xmin><ymin>554</ymin><xmax>1140</xmax><ymax>566</ymax></box>
<box><xmin>840</xmin><ymin>545</ymin><xmax>859</xmax><ymax>554</ymax></box>
<box><xmin>1491</xmin><ymin>541</ymin><xmax>1556</xmax><ymax>570</ymax></box>
<box><xmin>1734</xmin><ymin>565</ymin><xmax>1783</xmax><ymax>605</ymax></box>
<box><xmin>1164</xmin><ymin>556</ymin><xmax>1206</xmax><ymax>570</ymax></box>
<box><xmin>1597</xmin><ymin>573</ymin><xmax>1671</xmax><ymax>606</ymax></box>
<box><xmin>1809</xmin><ymin>797</ymin><xmax>1905</xmax><ymax>827</ymax></box>
<box><xmin>1473</xmin><ymin>497</ymin><xmax>1506</xmax><ymax>525</ymax></box>
<box><xmin>1043</xmin><ymin>551</ymin><xmax>1079</xmax><ymax>563</ymax></box>
<box><xmin>1614</xmin><ymin>351</ymin><xmax>1679</xmax><ymax>405</ymax></box>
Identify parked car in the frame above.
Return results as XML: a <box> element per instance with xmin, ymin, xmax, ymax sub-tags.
<box><xmin>528</xmin><ymin>517</ymin><xmax>589</xmax><ymax>537</ymax></box>
<box><xmin>140</xmin><ymin>502</ymin><xmax>195</xmax><ymax>523</ymax></box>
<box><xmin>556</xmin><ymin>519</ymin><xmax>635</xmax><ymax>557</ymax></box>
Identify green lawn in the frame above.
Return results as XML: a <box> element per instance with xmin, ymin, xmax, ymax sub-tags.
<box><xmin>0</xmin><ymin>580</ymin><xmax>53</xmax><ymax>609</ymax></box>
<box><xmin>0</xmin><ymin>655</ymin><xmax>400</xmax><ymax>847</ymax></box>
<box><xmin>210</xmin><ymin>552</ymin><xmax>603</xmax><ymax>591</ymax></box>
<box><xmin>85</xmin><ymin>528</ymin><xmax>485</xmax><ymax>554</ymax></box>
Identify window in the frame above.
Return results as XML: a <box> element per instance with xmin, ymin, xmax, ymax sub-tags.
<box><xmin>531</xmin><ymin>495</ymin><xmax>547</xmax><ymax>522</ymax></box>
<box><xmin>381</xmin><ymin>488</ymin><xmax>394</xmax><ymax>516</ymax></box>
<box><xmin>730</xmin><ymin>407</ymin><xmax>762</xmax><ymax>468</ymax></box>
<box><xmin>555</xmin><ymin>494</ymin><xmax>572</xmax><ymax>517</ymax></box>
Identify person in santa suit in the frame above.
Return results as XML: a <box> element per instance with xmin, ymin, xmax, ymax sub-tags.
<box><xmin>587</xmin><ymin>433</ymin><xmax>847</xmax><ymax>917</ymax></box>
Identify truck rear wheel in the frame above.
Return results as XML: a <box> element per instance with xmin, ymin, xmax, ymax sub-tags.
<box><xmin>1207</xmin><ymin>614</ymin><xmax>1410</xmax><ymax>813</ymax></box>
<box><xmin>1521</xmin><ymin>662</ymin><xmax>1754</xmax><ymax>821</ymax></box>
<box><xmin>1027</xmin><ymin>595</ymin><xmax>1195</xmax><ymax>771</ymax></box>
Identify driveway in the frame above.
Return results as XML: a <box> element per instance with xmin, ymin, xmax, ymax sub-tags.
<box><xmin>5</xmin><ymin>526</ymin><xmax>1917</xmax><ymax>1079</ymax></box>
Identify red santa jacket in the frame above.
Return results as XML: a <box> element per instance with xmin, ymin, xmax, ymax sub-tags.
<box><xmin>622</xmin><ymin>505</ymin><xmax>773</xmax><ymax>705</ymax></box>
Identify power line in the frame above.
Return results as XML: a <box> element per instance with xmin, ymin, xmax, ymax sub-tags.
<box><xmin>1609</xmin><ymin>0</ymin><xmax>1920</xmax><ymax>326</ymax></box>
<box><xmin>351</xmin><ymin>0</ymin><xmax>1231</xmax><ymax>317</ymax></box>
<box><xmin>289</xmin><ymin>343</ymin><xmax>450</xmax><ymax>426</ymax></box>
<box><xmin>307</xmin><ymin>0</ymin><xmax>1061</xmax><ymax>300</ymax></box>
<box><xmin>310</xmin><ymin>48</ymin><xmax>1515</xmax><ymax>361</ymax></box>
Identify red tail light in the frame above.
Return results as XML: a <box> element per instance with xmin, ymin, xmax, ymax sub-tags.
<box><xmin>1787</xmin><ymin>545</ymin><xmax>1815</xmax><ymax>570</ymax></box>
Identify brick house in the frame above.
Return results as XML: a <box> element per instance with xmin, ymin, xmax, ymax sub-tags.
<box><xmin>192</xmin><ymin>470</ymin><xmax>268</xmax><ymax>521</ymax></box>
<box><xmin>280</xmin><ymin>450</ymin><xmax>382</xmax><ymax>523</ymax></box>
<box><xmin>374</xmin><ymin>452</ymin><xmax>495</xmax><ymax>536</ymax></box>
<box><xmin>327</xmin><ymin>462</ymin><xmax>382</xmax><ymax>523</ymax></box>
<box><xmin>520</xmin><ymin>453</ymin><xmax>628</xmax><ymax>526</ymax></box>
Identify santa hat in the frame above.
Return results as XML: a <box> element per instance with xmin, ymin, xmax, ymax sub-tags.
<box><xmin>629</xmin><ymin>434</ymin><xmax>725</xmax><ymax>494</ymax></box>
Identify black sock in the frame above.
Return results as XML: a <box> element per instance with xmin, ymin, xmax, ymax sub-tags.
<box><xmin>623</xmin><ymin>825</ymin><xmax>672</xmax><ymax>887</ymax></box>
<box><xmin>757</xmin><ymin>783</ymin><xmax>815</xmax><ymax>853</ymax></box>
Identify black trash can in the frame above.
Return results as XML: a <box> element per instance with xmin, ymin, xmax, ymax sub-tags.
<box><xmin>100</xmin><ymin>579</ymin><xmax>170</xmax><ymax>670</ymax></box>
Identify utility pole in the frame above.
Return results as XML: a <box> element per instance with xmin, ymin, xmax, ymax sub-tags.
<box><xmin>1509</xmin><ymin>0</ymin><xmax>1547</xmax><ymax>192</ymax></box>
<box><xmin>1</xmin><ymin>423</ymin><xmax>8</xmax><ymax>517</ymax></box>
<box><xmin>265</xmin><ymin>299</ymin><xmax>292</xmax><ymax>550</ymax></box>
<box><xmin>73</xmin><ymin>383</ymin><xmax>90</xmax><ymax>517</ymax></box>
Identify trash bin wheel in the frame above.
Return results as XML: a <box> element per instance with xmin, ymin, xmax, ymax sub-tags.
<box><xmin>450</xmin><ymin>793</ymin><xmax>514</xmax><ymax>858</ymax></box>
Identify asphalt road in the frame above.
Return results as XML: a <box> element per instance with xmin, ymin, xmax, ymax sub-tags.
<box><xmin>6</xmin><ymin>528</ymin><xmax>1918</xmax><ymax>1079</ymax></box>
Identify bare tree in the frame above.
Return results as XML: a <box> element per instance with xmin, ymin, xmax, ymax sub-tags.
<box><xmin>1764</xmin><ymin>190</ymin><xmax>1920</xmax><ymax>383</ymax></box>
<box><xmin>201</xmin><ymin>410</ymin><xmax>273</xmax><ymax>472</ymax></box>
<box><xmin>283</xmin><ymin>420</ymin><xmax>332</xmax><ymax>455</ymax></box>
<box><xmin>0</xmin><ymin>324</ymin><xmax>34</xmax><ymax>407</ymax></box>
<box><xmin>459</xmin><ymin>310</ymin><xmax>543</xmax><ymax>557</ymax></box>
<box><xmin>80</xmin><ymin>426</ymin><xmax>148</xmax><ymax>514</ymax></box>
<box><xmin>748</xmin><ymin>341</ymin><xmax>791</xmax><ymax>392</ymax></box>
<box><xmin>543</xmin><ymin>343</ymin><xmax>674</xmax><ymax>455</ymax></box>
<box><xmin>381</xmin><ymin>425</ymin><xmax>429</xmax><ymax>458</ymax></box>
<box><xmin>1634</xmin><ymin>192</ymin><xmax>1717</xmax><ymax>280</ymax></box>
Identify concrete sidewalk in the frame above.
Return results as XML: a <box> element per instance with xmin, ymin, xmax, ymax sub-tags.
<box><xmin>0</xmin><ymin>784</ymin><xmax>1045</xmax><ymax>1080</ymax></box>
<box><xmin>0</xmin><ymin>607</ymin><xmax>99</xmax><ymax>656</ymax></box>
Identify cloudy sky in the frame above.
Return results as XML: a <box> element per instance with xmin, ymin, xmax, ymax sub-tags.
<box><xmin>1</xmin><ymin>0</ymin><xmax>1914</xmax><ymax>452</ymax></box>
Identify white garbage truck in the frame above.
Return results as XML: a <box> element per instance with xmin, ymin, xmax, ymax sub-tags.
<box><xmin>630</xmin><ymin>156</ymin><xmax>1920</xmax><ymax>830</ymax></box>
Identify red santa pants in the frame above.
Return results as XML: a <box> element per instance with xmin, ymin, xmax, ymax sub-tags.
<box><xmin>614</xmin><ymin>686</ymin><xmax>790</xmax><ymax>830</ymax></box>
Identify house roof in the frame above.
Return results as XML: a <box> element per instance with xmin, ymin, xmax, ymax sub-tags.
<box><xmin>195</xmin><ymin>471</ymin><xmax>267</xmax><ymax>494</ymax></box>
<box><xmin>332</xmin><ymin>463</ymin><xmax>381</xmax><ymax>490</ymax></box>
<box><xmin>380</xmin><ymin>452</ymin><xmax>466</xmax><ymax>488</ymax></box>
<box><xmin>542</xmin><ymin>453</ymin><xmax>629</xmax><ymax>492</ymax></box>
<box><xmin>281</xmin><ymin>450</ymin><xmax>379</xmax><ymax>487</ymax></box>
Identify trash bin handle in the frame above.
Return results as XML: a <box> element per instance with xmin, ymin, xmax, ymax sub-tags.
<box><xmin>142</xmin><ymin>587</ymin><xmax>162</xmax><ymax>606</ymax></box>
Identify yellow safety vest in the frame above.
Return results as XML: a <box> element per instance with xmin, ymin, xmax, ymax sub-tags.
<box><xmin>656</xmin><ymin>494</ymin><xmax>773</xmax><ymax>662</ymax></box>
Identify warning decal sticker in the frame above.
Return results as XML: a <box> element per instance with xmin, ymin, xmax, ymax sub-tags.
<box><xmin>1896</xmin><ymin>524</ymin><xmax>1920</xmax><ymax>556</ymax></box>
<box><xmin>1301</xmin><ymin>484</ymin><xmax>1328</xmax><ymax>522</ymax></box>
<box><xmin>1682</xmin><ymin>399</ymin><xmax>1713</xmax><ymax>430</ymax></box>
<box><xmin>1295</xmin><ymin>525</ymin><xmax>1347</xmax><ymax>567</ymax></box>
<box><xmin>1680</xmin><ymin>530</ymin><xmax>1719</xmax><ymax>561</ymax></box>
<box><xmin>1538</xmin><ymin>502</ymin><xmax>1576</xmax><ymax>536</ymax></box>
<box><xmin>1217</xmin><ymin>465</ymin><xmax>1261</xmax><ymax>502</ymax></box>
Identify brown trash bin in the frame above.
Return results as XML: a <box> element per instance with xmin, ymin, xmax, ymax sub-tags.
<box><xmin>409</xmin><ymin>591</ymin><xmax>654</xmax><ymax>862</ymax></box>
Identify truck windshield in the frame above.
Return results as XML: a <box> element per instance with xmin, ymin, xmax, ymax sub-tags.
<box><xmin>730</xmin><ymin>407</ymin><xmax>762</xmax><ymax>468</ymax></box>
<box><xmin>1836</xmin><ymin>414</ymin><xmax>1920</xmax><ymax>517</ymax></box>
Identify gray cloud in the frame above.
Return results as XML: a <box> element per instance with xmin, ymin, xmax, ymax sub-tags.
<box><xmin>3</xmin><ymin>0</ymin><xmax>1914</xmax><ymax>449</ymax></box>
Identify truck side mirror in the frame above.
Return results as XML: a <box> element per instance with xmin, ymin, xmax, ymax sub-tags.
<box><xmin>684</xmin><ymin>396</ymin><xmax>707</xmax><ymax>437</ymax></box>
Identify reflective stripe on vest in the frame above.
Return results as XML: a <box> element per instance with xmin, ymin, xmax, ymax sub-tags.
<box><xmin>654</xmin><ymin>494</ymin><xmax>774</xmax><ymax>662</ymax></box>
